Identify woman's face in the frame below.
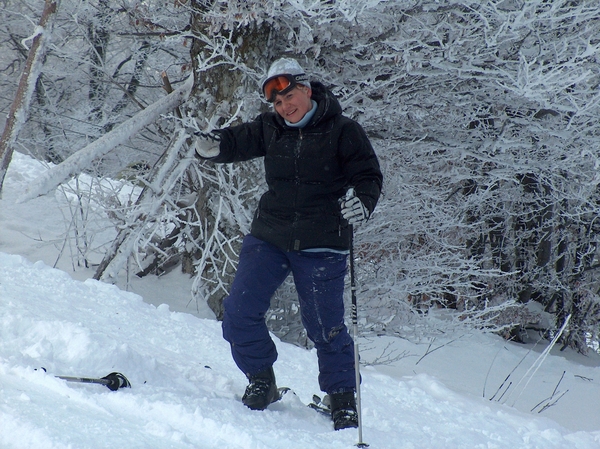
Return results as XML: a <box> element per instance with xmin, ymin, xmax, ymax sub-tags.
<box><xmin>273</xmin><ymin>85</ymin><xmax>313</xmax><ymax>123</ymax></box>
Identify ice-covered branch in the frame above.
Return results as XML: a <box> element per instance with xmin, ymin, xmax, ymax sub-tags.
<box><xmin>18</xmin><ymin>75</ymin><xmax>193</xmax><ymax>203</ymax></box>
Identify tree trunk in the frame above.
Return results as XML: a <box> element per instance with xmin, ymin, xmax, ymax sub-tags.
<box><xmin>88</xmin><ymin>0</ymin><xmax>110</xmax><ymax>121</ymax></box>
<box><xmin>187</xmin><ymin>1</ymin><xmax>272</xmax><ymax>318</ymax></box>
<box><xmin>0</xmin><ymin>0</ymin><xmax>59</xmax><ymax>196</ymax></box>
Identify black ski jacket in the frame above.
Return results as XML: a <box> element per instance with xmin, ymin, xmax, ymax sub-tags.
<box><xmin>207</xmin><ymin>82</ymin><xmax>383</xmax><ymax>252</ymax></box>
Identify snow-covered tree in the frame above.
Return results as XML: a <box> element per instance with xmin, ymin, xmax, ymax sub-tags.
<box><xmin>181</xmin><ymin>0</ymin><xmax>600</xmax><ymax>351</ymax></box>
<box><xmin>11</xmin><ymin>0</ymin><xmax>600</xmax><ymax>352</ymax></box>
<box><xmin>1</xmin><ymin>0</ymin><xmax>190</xmax><ymax>168</ymax></box>
<box><xmin>0</xmin><ymin>0</ymin><xmax>59</xmax><ymax>194</ymax></box>
<box><xmin>1</xmin><ymin>0</ymin><xmax>192</xmax><ymax>267</ymax></box>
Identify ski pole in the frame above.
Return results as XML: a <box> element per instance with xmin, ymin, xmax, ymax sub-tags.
<box><xmin>349</xmin><ymin>223</ymin><xmax>368</xmax><ymax>448</ymax></box>
<box><xmin>56</xmin><ymin>372</ymin><xmax>131</xmax><ymax>391</ymax></box>
<box><xmin>40</xmin><ymin>368</ymin><xmax>131</xmax><ymax>391</ymax></box>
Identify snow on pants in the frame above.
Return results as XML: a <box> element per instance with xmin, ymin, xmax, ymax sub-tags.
<box><xmin>222</xmin><ymin>234</ymin><xmax>355</xmax><ymax>394</ymax></box>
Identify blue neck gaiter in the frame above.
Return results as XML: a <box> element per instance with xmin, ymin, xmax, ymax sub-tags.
<box><xmin>285</xmin><ymin>100</ymin><xmax>318</xmax><ymax>128</ymax></box>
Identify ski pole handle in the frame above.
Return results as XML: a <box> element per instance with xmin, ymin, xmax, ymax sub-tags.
<box><xmin>346</xmin><ymin>187</ymin><xmax>356</xmax><ymax>201</ymax></box>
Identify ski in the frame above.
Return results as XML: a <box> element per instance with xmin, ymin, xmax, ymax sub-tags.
<box><xmin>277</xmin><ymin>386</ymin><xmax>292</xmax><ymax>400</ymax></box>
<box><xmin>277</xmin><ymin>387</ymin><xmax>331</xmax><ymax>416</ymax></box>
<box><xmin>308</xmin><ymin>393</ymin><xmax>332</xmax><ymax>416</ymax></box>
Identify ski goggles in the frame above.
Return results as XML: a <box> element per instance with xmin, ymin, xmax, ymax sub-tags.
<box><xmin>262</xmin><ymin>74</ymin><xmax>305</xmax><ymax>102</ymax></box>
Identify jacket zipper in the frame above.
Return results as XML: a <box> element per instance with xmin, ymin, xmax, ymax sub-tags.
<box><xmin>292</xmin><ymin>129</ymin><xmax>303</xmax><ymax>251</ymax></box>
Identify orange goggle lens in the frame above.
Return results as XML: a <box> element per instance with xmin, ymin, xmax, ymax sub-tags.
<box><xmin>263</xmin><ymin>75</ymin><xmax>296</xmax><ymax>102</ymax></box>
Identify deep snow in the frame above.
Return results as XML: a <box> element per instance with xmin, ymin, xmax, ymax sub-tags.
<box><xmin>1</xmin><ymin>152</ymin><xmax>600</xmax><ymax>448</ymax></box>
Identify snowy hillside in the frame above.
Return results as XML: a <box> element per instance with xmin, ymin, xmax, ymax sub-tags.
<box><xmin>1</xmin><ymin>153</ymin><xmax>600</xmax><ymax>448</ymax></box>
<box><xmin>1</xmin><ymin>253</ymin><xmax>599</xmax><ymax>449</ymax></box>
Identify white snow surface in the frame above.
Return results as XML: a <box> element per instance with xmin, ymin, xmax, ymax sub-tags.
<box><xmin>1</xmin><ymin>152</ymin><xmax>600</xmax><ymax>449</ymax></box>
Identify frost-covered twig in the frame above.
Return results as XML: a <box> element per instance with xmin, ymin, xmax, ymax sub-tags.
<box><xmin>530</xmin><ymin>371</ymin><xmax>568</xmax><ymax>413</ymax></box>
<box><xmin>415</xmin><ymin>336</ymin><xmax>463</xmax><ymax>365</ymax></box>
<box><xmin>505</xmin><ymin>315</ymin><xmax>572</xmax><ymax>407</ymax></box>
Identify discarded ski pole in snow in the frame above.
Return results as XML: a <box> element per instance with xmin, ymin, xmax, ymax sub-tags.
<box><xmin>56</xmin><ymin>372</ymin><xmax>131</xmax><ymax>391</ymax></box>
<box><xmin>40</xmin><ymin>368</ymin><xmax>131</xmax><ymax>391</ymax></box>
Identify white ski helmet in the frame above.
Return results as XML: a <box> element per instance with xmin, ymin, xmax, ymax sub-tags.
<box><xmin>261</xmin><ymin>58</ymin><xmax>310</xmax><ymax>98</ymax></box>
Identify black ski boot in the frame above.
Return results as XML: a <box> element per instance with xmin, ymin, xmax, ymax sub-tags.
<box><xmin>242</xmin><ymin>366</ymin><xmax>279</xmax><ymax>410</ymax></box>
<box><xmin>329</xmin><ymin>391</ymin><xmax>359</xmax><ymax>430</ymax></box>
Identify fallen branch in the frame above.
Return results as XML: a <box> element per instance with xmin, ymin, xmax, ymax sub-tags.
<box><xmin>18</xmin><ymin>74</ymin><xmax>193</xmax><ymax>203</ymax></box>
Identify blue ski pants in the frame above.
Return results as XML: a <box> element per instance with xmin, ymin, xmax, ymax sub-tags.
<box><xmin>222</xmin><ymin>235</ymin><xmax>355</xmax><ymax>394</ymax></box>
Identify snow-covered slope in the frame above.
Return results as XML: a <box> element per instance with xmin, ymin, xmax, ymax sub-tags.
<box><xmin>1</xmin><ymin>152</ymin><xmax>600</xmax><ymax>448</ymax></box>
<box><xmin>1</xmin><ymin>253</ymin><xmax>599</xmax><ymax>449</ymax></box>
